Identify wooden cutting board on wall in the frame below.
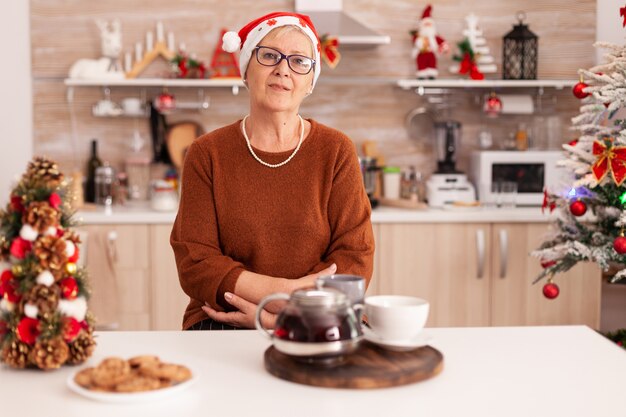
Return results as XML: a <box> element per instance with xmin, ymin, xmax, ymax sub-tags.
<box><xmin>166</xmin><ymin>121</ymin><xmax>204</xmax><ymax>170</ymax></box>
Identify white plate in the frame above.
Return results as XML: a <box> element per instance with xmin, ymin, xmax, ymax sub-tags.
<box><xmin>362</xmin><ymin>327</ymin><xmax>432</xmax><ymax>352</ymax></box>
<box><xmin>67</xmin><ymin>370</ymin><xmax>197</xmax><ymax>403</ymax></box>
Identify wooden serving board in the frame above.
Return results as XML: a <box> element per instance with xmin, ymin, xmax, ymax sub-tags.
<box><xmin>264</xmin><ymin>341</ymin><xmax>443</xmax><ymax>389</ymax></box>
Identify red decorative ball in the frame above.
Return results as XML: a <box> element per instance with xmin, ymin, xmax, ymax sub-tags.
<box><xmin>614</xmin><ymin>236</ymin><xmax>626</xmax><ymax>254</ymax></box>
<box><xmin>543</xmin><ymin>282</ymin><xmax>560</xmax><ymax>299</ymax></box>
<box><xmin>568</xmin><ymin>139</ymin><xmax>578</xmax><ymax>147</ymax></box>
<box><xmin>60</xmin><ymin>277</ymin><xmax>79</xmax><ymax>300</ymax></box>
<box><xmin>569</xmin><ymin>200</ymin><xmax>587</xmax><ymax>217</ymax></box>
<box><xmin>484</xmin><ymin>93</ymin><xmax>503</xmax><ymax>117</ymax></box>
<box><xmin>572</xmin><ymin>82</ymin><xmax>590</xmax><ymax>99</ymax></box>
<box><xmin>540</xmin><ymin>259</ymin><xmax>556</xmax><ymax>268</ymax></box>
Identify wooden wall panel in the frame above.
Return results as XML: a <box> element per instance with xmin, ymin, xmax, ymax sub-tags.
<box><xmin>31</xmin><ymin>0</ymin><xmax>595</xmax><ymax>176</ymax></box>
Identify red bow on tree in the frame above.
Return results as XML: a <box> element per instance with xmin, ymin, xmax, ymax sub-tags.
<box><xmin>621</xmin><ymin>6</ymin><xmax>626</xmax><ymax>27</ymax></box>
<box><xmin>320</xmin><ymin>35</ymin><xmax>341</xmax><ymax>69</ymax></box>
<box><xmin>459</xmin><ymin>53</ymin><xmax>484</xmax><ymax>80</ymax></box>
<box><xmin>541</xmin><ymin>188</ymin><xmax>556</xmax><ymax>214</ymax></box>
<box><xmin>592</xmin><ymin>139</ymin><xmax>626</xmax><ymax>186</ymax></box>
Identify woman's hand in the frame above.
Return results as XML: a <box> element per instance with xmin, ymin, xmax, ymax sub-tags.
<box><xmin>201</xmin><ymin>292</ymin><xmax>276</xmax><ymax>329</ymax></box>
<box><xmin>287</xmin><ymin>263</ymin><xmax>337</xmax><ymax>293</ymax></box>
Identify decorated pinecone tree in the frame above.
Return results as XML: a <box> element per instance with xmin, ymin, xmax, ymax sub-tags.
<box><xmin>0</xmin><ymin>157</ymin><xmax>95</xmax><ymax>369</ymax></box>
<box><xmin>532</xmin><ymin>41</ymin><xmax>626</xmax><ymax>298</ymax></box>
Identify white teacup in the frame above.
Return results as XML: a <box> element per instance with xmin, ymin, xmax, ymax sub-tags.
<box><xmin>364</xmin><ymin>295</ymin><xmax>429</xmax><ymax>342</ymax></box>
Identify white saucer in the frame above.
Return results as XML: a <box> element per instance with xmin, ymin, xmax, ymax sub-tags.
<box><xmin>362</xmin><ymin>327</ymin><xmax>432</xmax><ymax>352</ymax></box>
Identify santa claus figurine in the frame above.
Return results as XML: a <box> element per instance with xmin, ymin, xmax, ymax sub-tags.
<box><xmin>412</xmin><ymin>5</ymin><xmax>449</xmax><ymax>79</ymax></box>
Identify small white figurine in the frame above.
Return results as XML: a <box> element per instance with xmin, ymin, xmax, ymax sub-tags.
<box><xmin>68</xmin><ymin>19</ymin><xmax>125</xmax><ymax>79</ymax></box>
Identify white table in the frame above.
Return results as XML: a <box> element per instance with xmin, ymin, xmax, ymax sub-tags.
<box><xmin>0</xmin><ymin>326</ymin><xmax>622</xmax><ymax>416</ymax></box>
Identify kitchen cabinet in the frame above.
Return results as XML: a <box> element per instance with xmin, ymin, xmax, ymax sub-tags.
<box><xmin>376</xmin><ymin>223</ymin><xmax>491</xmax><ymax>327</ymax></box>
<box><xmin>490</xmin><ymin>223</ymin><xmax>600</xmax><ymax>327</ymax></box>
<box><xmin>151</xmin><ymin>224</ymin><xmax>189</xmax><ymax>330</ymax></box>
<box><xmin>80</xmin><ymin>224</ymin><xmax>152</xmax><ymax>330</ymax></box>
<box><xmin>376</xmin><ymin>222</ymin><xmax>601</xmax><ymax>328</ymax></box>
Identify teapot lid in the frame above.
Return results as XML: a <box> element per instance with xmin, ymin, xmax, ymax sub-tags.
<box><xmin>291</xmin><ymin>286</ymin><xmax>349</xmax><ymax>308</ymax></box>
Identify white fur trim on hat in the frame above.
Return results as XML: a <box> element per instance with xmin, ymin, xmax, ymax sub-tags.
<box><xmin>222</xmin><ymin>31</ymin><xmax>241</xmax><ymax>53</ymax></box>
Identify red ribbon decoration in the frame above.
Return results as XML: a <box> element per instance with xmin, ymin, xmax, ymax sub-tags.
<box><xmin>458</xmin><ymin>53</ymin><xmax>484</xmax><ymax>80</ymax></box>
<box><xmin>541</xmin><ymin>188</ymin><xmax>556</xmax><ymax>214</ymax></box>
<box><xmin>592</xmin><ymin>139</ymin><xmax>626</xmax><ymax>186</ymax></box>
<box><xmin>621</xmin><ymin>6</ymin><xmax>626</xmax><ymax>27</ymax></box>
<box><xmin>320</xmin><ymin>35</ymin><xmax>341</xmax><ymax>69</ymax></box>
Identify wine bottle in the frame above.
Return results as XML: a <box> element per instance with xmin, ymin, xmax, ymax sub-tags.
<box><xmin>85</xmin><ymin>139</ymin><xmax>102</xmax><ymax>203</ymax></box>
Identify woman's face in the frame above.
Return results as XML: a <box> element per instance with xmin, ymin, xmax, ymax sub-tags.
<box><xmin>245</xmin><ymin>28</ymin><xmax>315</xmax><ymax>114</ymax></box>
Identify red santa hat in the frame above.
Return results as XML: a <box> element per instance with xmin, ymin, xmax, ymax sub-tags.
<box><xmin>222</xmin><ymin>12</ymin><xmax>321</xmax><ymax>89</ymax></box>
<box><xmin>421</xmin><ymin>5</ymin><xmax>433</xmax><ymax>20</ymax></box>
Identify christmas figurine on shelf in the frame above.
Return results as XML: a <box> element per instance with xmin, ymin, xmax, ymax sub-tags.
<box><xmin>170</xmin><ymin>51</ymin><xmax>207</xmax><ymax>79</ymax></box>
<box><xmin>410</xmin><ymin>5</ymin><xmax>449</xmax><ymax>79</ymax></box>
<box><xmin>449</xmin><ymin>14</ymin><xmax>497</xmax><ymax>80</ymax></box>
<box><xmin>532</xmin><ymin>35</ymin><xmax>626</xmax><ymax>299</ymax></box>
<box><xmin>0</xmin><ymin>157</ymin><xmax>96</xmax><ymax>369</ymax></box>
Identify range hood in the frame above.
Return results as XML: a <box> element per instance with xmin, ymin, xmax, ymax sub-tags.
<box><xmin>295</xmin><ymin>0</ymin><xmax>390</xmax><ymax>46</ymax></box>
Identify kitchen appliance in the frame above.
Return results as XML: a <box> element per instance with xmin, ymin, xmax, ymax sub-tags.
<box><xmin>255</xmin><ymin>287</ymin><xmax>363</xmax><ymax>360</ymax></box>
<box><xmin>469</xmin><ymin>150</ymin><xmax>567</xmax><ymax>206</ymax></box>
<box><xmin>359</xmin><ymin>156</ymin><xmax>379</xmax><ymax>208</ymax></box>
<box><xmin>426</xmin><ymin>120</ymin><xmax>476</xmax><ymax>207</ymax></box>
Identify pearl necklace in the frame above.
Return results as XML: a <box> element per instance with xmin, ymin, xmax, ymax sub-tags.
<box><xmin>241</xmin><ymin>115</ymin><xmax>304</xmax><ymax>168</ymax></box>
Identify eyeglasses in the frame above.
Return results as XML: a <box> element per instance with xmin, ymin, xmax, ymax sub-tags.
<box><xmin>254</xmin><ymin>46</ymin><xmax>315</xmax><ymax>75</ymax></box>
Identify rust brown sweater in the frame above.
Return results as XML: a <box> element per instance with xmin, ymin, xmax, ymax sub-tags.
<box><xmin>170</xmin><ymin>119</ymin><xmax>374</xmax><ymax>330</ymax></box>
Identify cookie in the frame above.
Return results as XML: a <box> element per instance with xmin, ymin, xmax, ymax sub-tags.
<box><xmin>139</xmin><ymin>363</ymin><xmax>192</xmax><ymax>383</ymax></box>
<box><xmin>74</xmin><ymin>367</ymin><xmax>95</xmax><ymax>388</ymax></box>
<box><xmin>91</xmin><ymin>357</ymin><xmax>132</xmax><ymax>389</ymax></box>
<box><xmin>115</xmin><ymin>375</ymin><xmax>161</xmax><ymax>393</ymax></box>
<box><xmin>128</xmin><ymin>355</ymin><xmax>160</xmax><ymax>369</ymax></box>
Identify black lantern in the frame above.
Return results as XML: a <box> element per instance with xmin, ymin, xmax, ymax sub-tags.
<box><xmin>502</xmin><ymin>12</ymin><xmax>538</xmax><ymax>80</ymax></box>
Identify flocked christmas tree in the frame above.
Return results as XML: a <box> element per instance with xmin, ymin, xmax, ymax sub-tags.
<box><xmin>0</xmin><ymin>157</ymin><xmax>95</xmax><ymax>369</ymax></box>
<box><xmin>449</xmin><ymin>13</ymin><xmax>497</xmax><ymax>80</ymax></box>
<box><xmin>532</xmin><ymin>41</ymin><xmax>626</xmax><ymax>299</ymax></box>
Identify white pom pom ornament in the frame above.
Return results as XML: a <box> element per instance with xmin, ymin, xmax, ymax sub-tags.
<box><xmin>222</xmin><ymin>31</ymin><xmax>241</xmax><ymax>53</ymax></box>
<box><xmin>65</xmin><ymin>240</ymin><xmax>76</xmax><ymax>258</ymax></box>
<box><xmin>24</xmin><ymin>303</ymin><xmax>39</xmax><ymax>319</ymax></box>
<box><xmin>58</xmin><ymin>296</ymin><xmax>87</xmax><ymax>321</ymax></box>
<box><xmin>19</xmin><ymin>224</ymin><xmax>38</xmax><ymax>241</ymax></box>
<box><xmin>36</xmin><ymin>270</ymin><xmax>55</xmax><ymax>287</ymax></box>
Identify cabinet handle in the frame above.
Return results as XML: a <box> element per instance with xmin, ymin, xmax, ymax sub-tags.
<box><xmin>499</xmin><ymin>229</ymin><xmax>508</xmax><ymax>278</ymax></box>
<box><xmin>476</xmin><ymin>229</ymin><xmax>485</xmax><ymax>279</ymax></box>
<box><xmin>106</xmin><ymin>231</ymin><xmax>118</xmax><ymax>264</ymax></box>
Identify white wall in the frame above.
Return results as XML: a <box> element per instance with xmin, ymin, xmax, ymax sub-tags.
<box><xmin>596</xmin><ymin>0</ymin><xmax>626</xmax><ymax>63</ymax></box>
<box><xmin>0</xmin><ymin>2</ymin><xmax>32</xmax><ymax>206</ymax></box>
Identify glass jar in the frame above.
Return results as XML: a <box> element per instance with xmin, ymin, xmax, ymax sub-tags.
<box><xmin>95</xmin><ymin>164</ymin><xmax>115</xmax><ymax>207</ymax></box>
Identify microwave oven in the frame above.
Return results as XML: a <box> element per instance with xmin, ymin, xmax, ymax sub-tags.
<box><xmin>469</xmin><ymin>151</ymin><xmax>567</xmax><ymax>206</ymax></box>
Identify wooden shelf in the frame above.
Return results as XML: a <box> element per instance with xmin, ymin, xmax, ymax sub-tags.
<box><xmin>396</xmin><ymin>79</ymin><xmax>576</xmax><ymax>90</ymax></box>
<box><xmin>64</xmin><ymin>77</ymin><xmax>245</xmax><ymax>95</ymax></box>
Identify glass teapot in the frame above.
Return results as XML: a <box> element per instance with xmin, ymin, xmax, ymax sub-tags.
<box><xmin>255</xmin><ymin>287</ymin><xmax>363</xmax><ymax>358</ymax></box>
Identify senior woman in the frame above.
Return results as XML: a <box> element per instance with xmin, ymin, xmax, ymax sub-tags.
<box><xmin>171</xmin><ymin>12</ymin><xmax>374</xmax><ymax>330</ymax></box>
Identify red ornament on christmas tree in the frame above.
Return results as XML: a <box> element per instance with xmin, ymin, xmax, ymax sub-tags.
<box><xmin>540</xmin><ymin>259</ymin><xmax>556</xmax><ymax>268</ymax></box>
<box><xmin>60</xmin><ymin>277</ymin><xmax>78</xmax><ymax>300</ymax></box>
<box><xmin>614</xmin><ymin>236</ymin><xmax>626</xmax><ymax>254</ymax></box>
<box><xmin>16</xmin><ymin>317</ymin><xmax>41</xmax><ymax>345</ymax></box>
<box><xmin>543</xmin><ymin>281</ymin><xmax>560</xmax><ymax>300</ymax></box>
<box><xmin>569</xmin><ymin>200</ymin><xmax>587</xmax><ymax>216</ymax></box>
<box><xmin>572</xmin><ymin>81</ymin><xmax>590</xmax><ymax>99</ymax></box>
<box><xmin>62</xmin><ymin>317</ymin><xmax>82</xmax><ymax>342</ymax></box>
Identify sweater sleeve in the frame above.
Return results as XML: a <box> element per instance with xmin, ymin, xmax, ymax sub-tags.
<box><xmin>170</xmin><ymin>140</ymin><xmax>245</xmax><ymax>311</ymax></box>
<box><xmin>311</xmin><ymin>137</ymin><xmax>375</xmax><ymax>287</ymax></box>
